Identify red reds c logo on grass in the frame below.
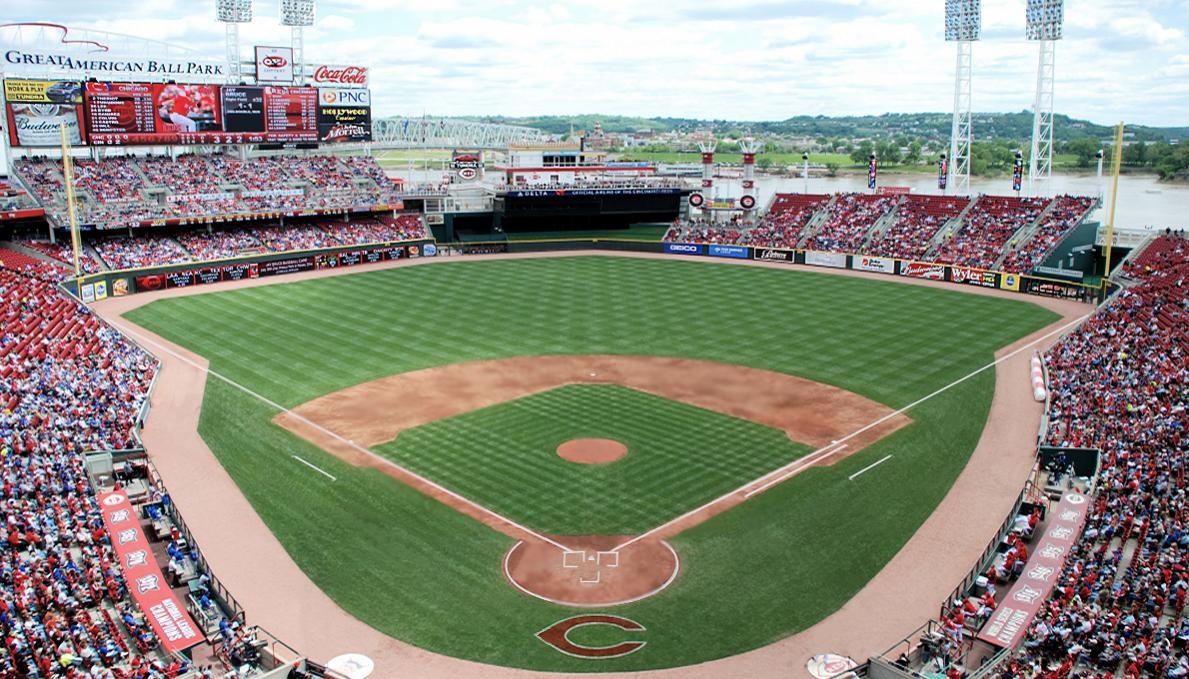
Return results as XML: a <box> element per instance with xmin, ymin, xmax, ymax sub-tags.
<box><xmin>536</xmin><ymin>614</ymin><xmax>646</xmax><ymax>659</ymax></box>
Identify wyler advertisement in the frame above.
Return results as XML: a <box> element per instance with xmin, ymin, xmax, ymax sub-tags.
<box><xmin>317</xmin><ymin>88</ymin><xmax>372</xmax><ymax>142</ymax></box>
<box><xmin>4</xmin><ymin>79</ymin><xmax>85</xmax><ymax>147</ymax></box>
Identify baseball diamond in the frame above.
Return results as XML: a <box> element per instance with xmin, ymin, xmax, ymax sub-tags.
<box><xmin>103</xmin><ymin>253</ymin><xmax>1082</xmax><ymax>673</ymax></box>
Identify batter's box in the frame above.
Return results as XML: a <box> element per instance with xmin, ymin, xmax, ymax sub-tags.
<box><xmin>562</xmin><ymin>550</ymin><xmax>587</xmax><ymax>569</ymax></box>
<box><xmin>597</xmin><ymin>551</ymin><xmax>619</xmax><ymax>568</ymax></box>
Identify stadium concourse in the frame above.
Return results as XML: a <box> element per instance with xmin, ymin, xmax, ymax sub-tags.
<box><xmin>664</xmin><ymin>192</ymin><xmax>1096</xmax><ymax>275</ymax></box>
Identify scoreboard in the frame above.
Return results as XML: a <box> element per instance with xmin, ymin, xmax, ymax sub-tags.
<box><xmin>4</xmin><ymin>78</ymin><xmax>363</xmax><ymax>147</ymax></box>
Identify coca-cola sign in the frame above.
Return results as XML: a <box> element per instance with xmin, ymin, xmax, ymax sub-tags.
<box><xmin>311</xmin><ymin>65</ymin><xmax>369</xmax><ymax>87</ymax></box>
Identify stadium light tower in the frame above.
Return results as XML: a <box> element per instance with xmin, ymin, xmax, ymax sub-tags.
<box><xmin>216</xmin><ymin>0</ymin><xmax>253</xmax><ymax>83</ymax></box>
<box><xmin>1026</xmin><ymin>0</ymin><xmax>1063</xmax><ymax>195</ymax></box>
<box><xmin>281</xmin><ymin>0</ymin><xmax>316</xmax><ymax>84</ymax></box>
<box><xmin>944</xmin><ymin>0</ymin><xmax>980</xmax><ymax>196</ymax></box>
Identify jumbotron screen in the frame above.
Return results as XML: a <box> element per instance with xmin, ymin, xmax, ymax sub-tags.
<box><xmin>82</xmin><ymin>81</ymin><xmax>320</xmax><ymax>146</ymax></box>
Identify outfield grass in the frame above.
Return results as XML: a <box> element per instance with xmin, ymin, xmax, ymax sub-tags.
<box><xmin>378</xmin><ymin>384</ymin><xmax>811</xmax><ymax>534</ymax></box>
<box><xmin>125</xmin><ymin>256</ymin><xmax>1058</xmax><ymax>671</ymax></box>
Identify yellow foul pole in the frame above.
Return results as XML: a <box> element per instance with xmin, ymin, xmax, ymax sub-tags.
<box><xmin>1100</xmin><ymin>122</ymin><xmax>1125</xmax><ymax>290</ymax></box>
<box><xmin>60</xmin><ymin>123</ymin><xmax>82</xmax><ymax>279</ymax></box>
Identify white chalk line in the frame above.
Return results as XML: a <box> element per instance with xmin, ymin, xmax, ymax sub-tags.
<box><xmin>743</xmin><ymin>443</ymin><xmax>846</xmax><ymax>499</ymax></box>
<box><xmin>848</xmin><ymin>455</ymin><xmax>893</xmax><ymax>481</ymax></box>
<box><xmin>611</xmin><ymin>312</ymin><xmax>1090</xmax><ymax>554</ymax></box>
<box><xmin>291</xmin><ymin>454</ymin><xmax>337</xmax><ymax>481</ymax></box>
<box><xmin>107</xmin><ymin>318</ymin><xmax>574</xmax><ymax>553</ymax></box>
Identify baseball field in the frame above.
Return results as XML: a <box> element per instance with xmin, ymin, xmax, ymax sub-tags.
<box><xmin>122</xmin><ymin>254</ymin><xmax>1059</xmax><ymax>672</ymax></box>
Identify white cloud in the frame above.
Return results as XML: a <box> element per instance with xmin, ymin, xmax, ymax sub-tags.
<box><xmin>0</xmin><ymin>0</ymin><xmax>1185</xmax><ymax>126</ymax></box>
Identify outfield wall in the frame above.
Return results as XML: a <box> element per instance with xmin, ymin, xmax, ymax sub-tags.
<box><xmin>61</xmin><ymin>236</ymin><xmax>1095</xmax><ymax>305</ymax></box>
<box><xmin>61</xmin><ymin>238</ymin><xmax>437</xmax><ymax>301</ymax></box>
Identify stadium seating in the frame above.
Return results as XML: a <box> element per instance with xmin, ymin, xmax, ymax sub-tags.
<box><xmin>863</xmin><ymin>195</ymin><xmax>971</xmax><ymax>261</ymax></box>
<box><xmin>933</xmin><ymin>196</ymin><xmax>1049</xmax><ymax>270</ymax></box>
<box><xmin>802</xmin><ymin>193</ymin><xmax>899</xmax><ymax>254</ymax></box>
<box><xmin>0</xmin><ymin>250</ymin><xmax>181</xmax><ymax>678</ymax></box>
<box><xmin>744</xmin><ymin>193</ymin><xmax>830</xmax><ymax>249</ymax></box>
<box><xmin>11</xmin><ymin>154</ymin><xmax>409</xmax><ymax>230</ymax></box>
<box><xmin>1000</xmin><ymin>195</ymin><xmax>1095</xmax><ymax>274</ymax></box>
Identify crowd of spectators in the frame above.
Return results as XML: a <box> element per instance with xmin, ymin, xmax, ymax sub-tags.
<box><xmin>0</xmin><ymin>178</ymin><xmax>39</xmax><ymax>212</ymax></box>
<box><xmin>803</xmin><ymin>193</ymin><xmax>899</xmax><ymax>254</ymax></box>
<box><xmin>662</xmin><ymin>217</ymin><xmax>747</xmax><ymax>245</ymax></box>
<box><xmin>19</xmin><ymin>240</ymin><xmax>105</xmax><ymax>275</ymax></box>
<box><xmin>933</xmin><ymin>196</ymin><xmax>1049</xmax><ymax>270</ymax></box>
<box><xmin>1001</xmin><ymin>196</ymin><xmax>1096</xmax><ymax>275</ymax></box>
<box><xmin>0</xmin><ymin>250</ymin><xmax>180</xmax><ymax>677</ymax></box>
<box><xmin>72</xmin><ymin>215</ymin><xmax>429</xmax><ymax>270</ymax></box>
<box><xmin>863</xmin><ymin>195</ymin><xmax>970</xmax><ymax>261</ymax></box>
<box><xmin>741</xmin><ymin>194</ymin><xmax>831</xmax><ymax>249</ymax></box>
<box><xmin>174</xmin><ymin>229</ymin><xmax>266</xmax><ymax>263</ymax></box>
<box><xmin>93</xmin><ymin>236</ymin><xmax>193</xmax><ymax>271</ymax></box>
<box><xmin>981</xmin><ymin>234</ymin><xmax>1189</xmax><ymax>678</ymax></box>
<box><xmin>72</xmin><ymin>160</ymin><xmax>146</xmax><ymax>204</ymax></box>
<box><xmin>12</xmin><ymin>154</ymin><xmax>408</xmax><ymax>230</ymax></box>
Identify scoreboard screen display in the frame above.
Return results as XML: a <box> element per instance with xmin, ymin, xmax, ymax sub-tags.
<box><xmin>82</xmin><ymin>81</ymin><xmax>319</xmax><ymax>146</ymax></box>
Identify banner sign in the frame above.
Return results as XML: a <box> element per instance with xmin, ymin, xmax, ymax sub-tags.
<box><xmin>708</xmin><ymin>244</ymin><xmax>749</xmax><ymax>259</ymax></box>
<box><xmin>309</xmin><ymin>64</ymin><xmax>369</xmax><ymax>88</ymax></box>
<box><xmin>951</xmin><ymin>267</ymin><xmax>999</xmax><ymax>288</ymax></box>
<box><xmin>939</xmin><ymin>156</ymin><xmax>948</xmax><ymax>190</ymax></box>
<box><xmin>1023</xmin><ymin>277</ymin><xmax>1084</xmax><ymax>300</ymax></box>
<box><xmin>506</xmin><ymin>188</ymin><xmax>682</xmax><ymax>198</ymax></box>
<box><xmin>4</xmin><ymin>78</ymin><xmax>85</xmax><ymax>147</ymax></box>
<box><xmin>0</xmin><ymin>207</ymin><xmax>47</xmax><ymax>221</ymax></box>
<box><xmin>452</xmin><ymin>153</ymin><xmax>482</xmax><ymax>181</ymax></box>
<box><xmin>867</xmin><ymin>157</ymin><xmax>878</xmax><ymax>190</ymax></box>
<box><xmin>752</xmin><ymin>248</ymin><xmax>794</xmax><ymax>263</ymax></box>
<box><xmin>853</xmin><ymin>255</ymin><xmax>895</xmax><ymax>274</ymax></box>
<box><xmin>999</xmin><ymin>272</ymin><xmax>1021</xmax><ymax>291</ymax></box>
<box><xmin>254</xmin><ymin>46</ymin><xmax>294</xmax><ymax>83</ymax></box>
<box><xmin>1013</xmin><ymin>155</ymin><xmax>1024</xmax><ymax>192</ymax></box>
<box><xmin>3</xmin><ymin>49</ymin><xmax>226</xmax><ymax>81</ymax></box>
<box><xmin>900</xmin><ymin>261</ymin><xmax>946</xmax><ymax>280</ymax></box>
<box><xmin>165</xmin><ymin>192</ymin><xmax>235</xmax><ymax>203</ymax></box>
<box><xmin>805</xmin><ymin>251</ymin><xmax>847</xmax><ymax>269</ymax></box>
<box><xmin>317</xmin><ymin>88</ymin><xmax>372</xmax><ymax>142</ymax></box>
<box><xmin>97</xmin><ymin>491</ymin><xmax>203</xmax><ymax>653</ymax></box>
<box><xmin>664</xmin><ymin>242</ymin><xmax>704</xmax><ymax>255</ymax></box>
<box><xmin>977</xmin><ymin>492</ymin><xmax>1091</xmax><ymax>648</ymax></box>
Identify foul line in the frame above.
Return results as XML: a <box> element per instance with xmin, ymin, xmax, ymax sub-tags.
<box><xmin>291</xmin><ymin>455</ymin><xmax>337</xmax><ymax>481</ymax></box>
<box><xmin>743</xmin><ymin>443</ymin><xmax>846</xmax><ymax>499</ymax></box>
<box><xmin>848</xmin><ymin>455</ymin><xmax>892</xmax><ymax>482</ymax></box>
<box><xmin>106</xmin><ymin>318</ymin><xmax>574</xmax><ymax>553</ymax></box>
<box><xmin>611</xmin><ymin>312</ymin><xmax>1090</xmax><ymax>554</ymax></box>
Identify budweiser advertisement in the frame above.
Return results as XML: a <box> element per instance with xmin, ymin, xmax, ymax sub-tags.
<box><xmin>4</xmin><ymin>78</ymin><xmax>85</xmax><ymax>147</ymax></box>
<box><xmin>977</xmin><ymin>492</ymin><xmax>1091</xmax><ymax>648</ymax></box>
<box><xmin>309</xmin><ymin>65</ymin><xmax>369</xmax><ymax>88</ymax></box>
<box><xmin>96</xmin><ymin>491</ymin><xmax>204</xmax><ymax>654</ymax></box>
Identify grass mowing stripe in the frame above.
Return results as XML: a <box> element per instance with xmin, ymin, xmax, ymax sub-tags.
<box><xmin>125</xmin><ymin>255</ymin><xmax>1060</xmax><ymax>670</ymax></box>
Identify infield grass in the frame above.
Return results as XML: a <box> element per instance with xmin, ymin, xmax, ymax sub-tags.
<box><xmin>125</xmin><ymin>255</ymin><xmax>1059</xmax><ymax>671</ymax></box>
<box><xmin>377</xmin><ymin>384</ymin><xmax>812</xmax><ymax>534</ymax></box>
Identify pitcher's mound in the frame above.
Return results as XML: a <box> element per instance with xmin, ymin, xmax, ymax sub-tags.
<box><xmin>557</xmin><ymin>438</ymin><xmax>627</xmax><ymax>464</ymax></box>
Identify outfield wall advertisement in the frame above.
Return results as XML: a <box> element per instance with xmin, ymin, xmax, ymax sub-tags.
<box><xmin>660</xmin><ymin>245</ymin><xmax>1091</xmax><ymax>303</ymax></box>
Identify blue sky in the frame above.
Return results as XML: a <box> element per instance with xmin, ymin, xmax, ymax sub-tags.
<box><xmin>4</xmin><ymin>0</ymin><xmax>1186</xmax><ymax>126</ymax></box>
